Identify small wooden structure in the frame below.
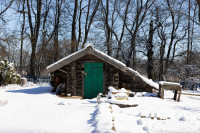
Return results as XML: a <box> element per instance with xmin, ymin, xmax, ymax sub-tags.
<box><xmin>21</xmin><ymin>78</ymin><xmax>27</xmax><ymax>86</ymax></box>
<box><xmin>46</xmin><ymin>45</ymin><xmax>157</xmax><ymax>99</ymax></box>
<box><xmin>158</xmin><ymin>81</ymin><xmax>182</xmax><ymax>102</ymax></box>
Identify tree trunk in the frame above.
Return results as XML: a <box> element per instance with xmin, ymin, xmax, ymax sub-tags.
<box><xmin>53</xmin><ymin>0</ymin><xmax>62</xmax><ymax>61</ymax></box>
<box><xmin>20</xmin><ymin>0</ymin><xmax>25</xmax><ymax>75</ymax></box>
<box><xmin>105</xmin><ymin>0</ymin><xmax>111</xmax><ymax>56</ymax></box>
<box><xmin>71</xmin><ymin>0</ymin><xmax>78</xmax><ymax>53</ymax></box>
<box><xmin>187</xmin><ymin>0</ymin><xmax>190</xmax><ymax>64</ymax></box>
<box><xmin>159</xmin><ymin>40</ymin><xmax>165</xmax><ymax>81</ymax></box>
<box><xmin>54</xmin><ymin>28</ymin><xmax>59</xmax><ymax>62</ymax></box>
<box><xmin>29</xmin><ymin>41</ymin><xmax>37</xmax><ymax>76</ymax></box>
<box><xmin>27</xmin><ymin>0</ymin><xmax>42</xmax><ymax>77</ymax></box>
<box><xmin>126</xmin><ymin>35</ymin><xmax>136</xmax><ymax>68</ymax></box>
<box><xmin>197</xmin><ymin>0</ymin><xmax>200</xmax><ymax>22</ymax></box>
<box><xmin>147</xmin><ymin>20</ymin><xmax>154</xmax><ymax>80</ymax></box>
<box><xmin>77</xmin><ymin>0</ymin><xmax>83</xmax><ymax>51</ymax></box>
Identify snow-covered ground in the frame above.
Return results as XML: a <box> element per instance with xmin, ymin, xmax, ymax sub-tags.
<box><xmin>0</xmin><ymin>84</ymin><xmax>200</xmax><ymax>133</ymax></box>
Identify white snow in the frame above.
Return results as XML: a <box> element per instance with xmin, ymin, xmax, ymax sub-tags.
<box><xmin>0</xmin><ymin>85</ymin><xmax>96</xmax><ymax>133</ymax></box>
<box><xmin>119</xmin><ymin>88</ymin><xmax>128</xmax><ymax>93</ymax></box>
<box><xmin>93</xmin><ymin>48</ymin><xmax>126</xmax><ymax>67</ymax></box>
<box><xmin>107</xmin><ymin>87</ymin><xmax>128</xmax><ymax>100</ymax></box>
<box><xmin>127</xmin><ymin>67</ymin><xmax>159</xmax><ymax>89</ymax></box>
<box><xmin>8</xmin><ymin>62</ymin><xmax>14</xmax><ymax>69</ymax></box>
<box><xmin>1</xmin><ymin>85</ymin><xmax>200</xmax><ymax>133</ymax></box>
<box><xmin>0</xmin><ymin>61</ymin><xmax>5</xmax><ymax>64</ymax></box>
<box><xmin>159</xmin><ymin>81</ymin><xmax>181</xmax><ymax>86</ymax></box>
<box><xmin>46</xmin><ymin>46</ymin><xmax>88</xmax><ymax>69</ymax></box>
<box><xmin>114</xmin><ymin>93</ymin><xmax>128</xmax><ymax>100</ymax></box>
<box><xmin>47</xmin><ymin>45</ymin><xmax>126</xmax><ymax>71</ymax></box>
<box><xmin>108</xmin><ymin>86</ymin><xmax>119</xmax><ymax>93</ymax></box>
<box><xmin>84</xmin><ymin>43</ymin><xmax>94</xmax><ymax>48</ymax></box>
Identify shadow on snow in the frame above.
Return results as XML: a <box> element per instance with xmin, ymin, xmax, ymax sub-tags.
<box><xmin>6</xmin><ymin>86</ymin><xmax>52</xmax><ymax>95</ymax></box>
<box><xmin>87</xmin><ymin>104</ymin><xmax>99</xmax><ymax>133</ymax></box>
<box><xmin>175</xmin><ymin>106</ymin><xmax>200</xmax><ymax>113</ymax></box>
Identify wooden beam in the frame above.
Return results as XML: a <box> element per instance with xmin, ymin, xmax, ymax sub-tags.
<box><xmin>174</xmin><ymin>90</ymin><xmax>178</xmax><ymax>100</ymax></box>
<box><xmin>177</xmin><ymin>87</ymin><xmax>182</xmax><ymax>102</ymax></box>
<box><xmin>58</xmin><ymin>69</ymin><xmax>68</xmax><ymax>74</ymax></box>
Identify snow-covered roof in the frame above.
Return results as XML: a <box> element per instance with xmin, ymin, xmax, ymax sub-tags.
<box><xmin>46</xmin><ymin>45</ymin><xmax>127</xmax><ymax>73</ymax></box>
<box><xmin>46</xmin><ymin>45</ymin><xmax>159</xmax><ymax>89</ymax></box>
<box><xmin>46</xmin><ymin>46</ymin><xmax>88</xmax><ymax>70</ymax></box>
<box><xmin>127</xmin><ymin>67</ymin><xmax>159</xmax><ymax>89</ymax></box>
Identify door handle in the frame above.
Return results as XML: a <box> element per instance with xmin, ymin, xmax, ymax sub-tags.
<box><xmin>81</xmin><ymin>71</ymin><xmax>87</xmax><ymax>76</ymax></box>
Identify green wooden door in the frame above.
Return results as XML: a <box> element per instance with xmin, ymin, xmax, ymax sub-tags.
<box><xmin>84</xmin><ymin>63</ymin><xmax>103</xmax><ymax>99</ymax></box>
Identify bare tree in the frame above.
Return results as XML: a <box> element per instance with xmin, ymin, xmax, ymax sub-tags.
<box><xmin>187</xmin><ymin>0</ymin><xmax>191</xmax><ymax>64</ymax></box>
<box><xmin>53</xmin><ymin>0</ymin><xmax>63</xmax><ymax>61</ymax></box>
<box><xmin>196</xmin><ymin>0</ymin><xmax>200</xmax><ymax>22</ymax></box>
<box><xmin>100</xmin><ymin>0</ymin><xmax>130</xmax><ymax>58</ymax></box>
<box><xmin>146</xmin><ymin>20</ymin><xmax>161</xmax><ymax>80</ymax></box>
<box><xmin>71</xmin><ymin>0</ymin><xmax>78</xmax><ymax>53</ymax></box>
<box><xmin>19</xmin><ymin>0</ymin><xmax>26</xmax><ymax>75</ymax></box>
<box><xmin>81</xmin><ymin>0</ymin><xmax>101</xmax><ymax>48</ymax></box>
<box><xmin>125</xmin><ymin>0</ymin><xmax>156</xmax><ymax>68</ymax></box>
<box><xmin>26</xmin><ymin>0</ymin><xmax>42</xmax><ymax>76</ymax></box>
<box><xmin>164</xmin><ymin>0</ymin><xmax>186</xmax><ymax>75</ymax></box>
<box><xmin>100</xmin><ymin>0</ymin><xmax>113</xmax><ymax>56</ymax></box>
<box><xmin>76</xmin><ymin>0</ymin><xmax>83</xmax><ymax>51</ymax></box>
<box><xmin>0</xmin><ymin>0</ymin><xmax>14</xmax><ymax>22</ymax></box>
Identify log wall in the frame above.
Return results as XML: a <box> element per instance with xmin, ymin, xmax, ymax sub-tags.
<box><xmin>50</xmin><ymin>54</ymin><xmax>153</xmax><ymax>97</ymax></box>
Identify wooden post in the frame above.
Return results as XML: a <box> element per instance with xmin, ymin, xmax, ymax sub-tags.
<box><xmin>177</xmin><ymin>87</ymin><xmax>182</xmax><ymax>102</ymax></box>
<box><xmin>158</xmin><ymin>84</ymin><xmax>161</xmax><ymax>98</ymax></box>
<box><xmin>71</xmin><ymin>62</ymin><xmax>76</xmax><ymax>95</ymax></box>
<box><xmin>161</xmin><ymin>87</ymin><xmax>164</xmax><ymax>99</ymax></box>
<box><xmin>173</xmin><ymin>90</ymin><xmax>178</xmax><ymax>100</ymax></box>
<box><xmin>159</xmin><ymin>84</ymin><xmax>164</xmax><ymax>99</ymax></box>
<box><xmin>67</xmin><ymin>72</ymin><xmax>71</xmax><ymax>93</ymax></box>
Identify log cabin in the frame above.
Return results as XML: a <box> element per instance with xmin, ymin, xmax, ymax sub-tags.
<box><xmin>46</xmin><ymin>45</ymin><xmax>158</xmax><ymax>99</ymax></box>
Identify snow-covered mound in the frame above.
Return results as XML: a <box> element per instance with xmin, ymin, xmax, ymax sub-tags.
<box><xmin>108</xmin><ymin>86</ymin><xmax>119</xmax><ymax>93</ymax></box>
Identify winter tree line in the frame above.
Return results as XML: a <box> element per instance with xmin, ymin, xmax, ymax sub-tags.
<box><xmin>0</xmin><ymin>0</ymin><xmax>200</xmax><ymax>88</ymax></box>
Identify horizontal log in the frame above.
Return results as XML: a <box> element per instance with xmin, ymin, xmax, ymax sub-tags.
<box><xmin>76</xmin><ymin>85</ymin><xmax>83</xmax><ymax>88</ymax></box>
<box><xmin>114</xmin><ymin>74</ymin><xmax>119</xmax><ymax>77</ymax></box>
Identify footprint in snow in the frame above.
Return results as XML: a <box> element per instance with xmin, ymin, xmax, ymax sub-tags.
<box><xmin>137</xmin><ymin>119</ymin><xmax>143</xmax><ymax>125</ymax></box>
<box><xmin>143</xmin><ymin>126</ymin><xmax>149</xmax><ymax>131</ymax></box>
<box><xmin>58</xmin><ymin>102</ymin><xmax>65</xmax><ymax>105</ymax></box>
<box><xmin>179</xmin><ymin>116</ymin><xmax>186</xmax><ymax>121</ymax></box>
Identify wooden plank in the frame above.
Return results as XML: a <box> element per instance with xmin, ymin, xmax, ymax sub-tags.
<box><xmin>181</xmin><ymin>92</ymin><xmax>200</xmax><ymax>96</ymax></box>
<box><xmin>58</xmin><ymin>95</ymin><xmax>82</xmax><ymax>99</ymax></box>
